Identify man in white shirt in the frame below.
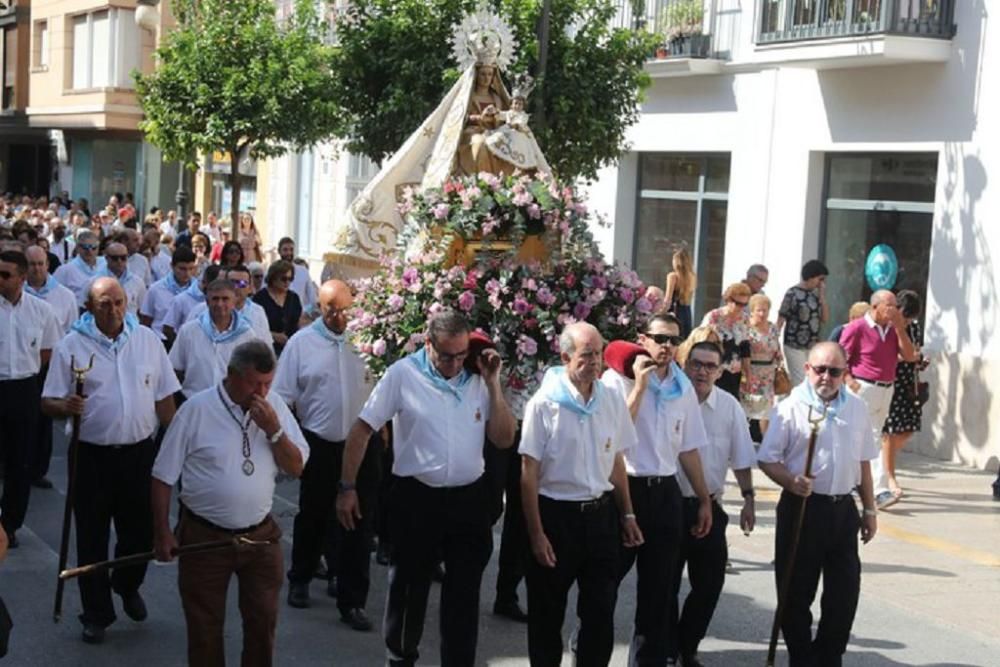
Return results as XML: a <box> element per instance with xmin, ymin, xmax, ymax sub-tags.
<box><xmin>277</xmin><ymin>237</ymin><xmax>317</xmax><ymax>313</ymax></box>
<box><xmin>672</xmin><ymin>341</ymin><xmax>757</xmax><ymax>667</ymax></box>
<box><xmin>93</xmin><ymin>242</ymin><xmax>146</xmax><ymax>316</ymax></box>
<box><xmin>337</xmin><ymin>309</ymin><xmax>516</xmax><ymax>667</ymax></box>
<box><xmin>161</xmin><ymin>264</ymin><xmax>220</xmax><ymax>344</ymax></box>
<box><xmin>53</xmin><ymin>229</ymin><xmax>105</xmax><ymax>307</ymax></box>
<box><xmin>41</xmin><ymin>277</ymin><xmax>179</xmax><ymax>645</ymax></box>
<box><xmin>152</xmin><ymin>340</ymin><xmax>308</xmax><ymax>667</ymax></box>
<box><xmin>49</xmin><ymin>218</ymin><xmax>76</xmax><ymax>264</ymax></box>
<box><xmin>520</xmin><ymin>322</ymin><xmax>644</xmax><ymax>667</ymax></box>
<box><xmin>277</xmin><ymin>280</ymin><xmax>377</xmax><ymax>629</ymax></box>
<box><xmin>758</xmin><ymin>342</ymin><xmax>879</xmax><ymax>667</ymax></box>
<box><xmin>188</xmin><ymin>265</ymin><xmax>272</xmax><ymax>345</ymax></box>
<box><xmin>139</xmin><ymin>245</ymin><xmax>197</xmax><ymax>341</ymax></box>
<box><xmin>0</xmin><ymin>250</ymin><xmax>61</xmax><ymax>546</ymax></box>
<box><xmin>150</xmin><ymin>237</ymin><xmax>173</xmax><ymax>283</ymax></box>
<box><xmin>601</xmin><ymin>313</ymin><xmax>713</xmax><ymax>667</ymax></box>
<box><xmin>122</xmin><ymin>228</ymin><xmax>152</xmax><ymax>287</ymax></box>
<box><xmin>170</xmin><ymin>279</ymin><xmax>258</xmax><ymax>400</ymax></box>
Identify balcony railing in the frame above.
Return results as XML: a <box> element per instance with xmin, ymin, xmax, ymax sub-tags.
<box><xmin>612</xmin><ymin>1</ymin><xmax>729</xmax><ymax>60</ymax></box>
<box><xmin>757</xmin><ymin>0</ymin><xmax>956</xmax><ymax>44</ymax></box>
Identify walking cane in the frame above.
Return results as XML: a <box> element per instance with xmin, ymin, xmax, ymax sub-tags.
<box><xmin>58</xmin><ymin>536</ymin><xmax>278</xmax><ymax>581</ymax></box>
<box><xmin>766</xmin><ymin>405</ymin><xmax>827</xmax><ymax>667</ymax></box>
<box><xmin>53</xmin><ymin>354</ymin><xmax>94</xmax><ymax>623</ymax></box>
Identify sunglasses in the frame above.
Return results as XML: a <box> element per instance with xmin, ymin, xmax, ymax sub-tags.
<box><xmin>687</xmin><ymin>359</ymin><xmax>720</xmax><ymax>372</ymax></box>
<box><xmin>230</xmin><ymin>279</ymin><xmax>249</xmax><ymax>289</ymax></box>
<box><xmin>808</xmin><ymin>365</ymin><xmax>846</xmax><ymax>378</ymax></box>
<box><xmin>732</xmin><ymin>300</ymin><xmax>749</xmax><ymax>307</ymax></box>
<box><xmin>105</xmin><ymin>254</ymin><xmax>128</xmax><ymax>261</ymax></box>
<box><xmin>646</xmin><ymin>333</ymin><xmax>684</xmax><ymax>347</ymax></box>
<box><xmin>79</xmin><ymin>243</ymin><xmax>98</xmax><ymax>251</ymax></box>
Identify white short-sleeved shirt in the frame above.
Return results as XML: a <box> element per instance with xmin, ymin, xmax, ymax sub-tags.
<box><xmin>128</xmin><ymin>253</ymin><xmax>152</xmax><ymax>286</ymax></box>
<box><xmin>152</xmin><ymin>384</ymin><xmax>309</xmax><ymax>529</ymax></box>
<box><xmin>169</xmin><ymin>318</ymin><xmax>259</xmax><ymax>397</ymax></box>
<box><xmin>42</xmin><ymin>326</ymin><xmax>181</xmax><ymax>444</ymax></box>
<box><xmin>757</xmin><ymin>391</ymin><xmax>879</xmax><ymax>495</ymax></box>
<box><xmin>51</xmin><ymin>238</ymin><xmax>75</xmax><ymax>264</ymax></box>
<box><xmin>188</xmin><ymin>300</ymin><xmax>273</xmax><ymax>345</ymax></box>
<box><xmin>162</xmin><ymin>289</ymin><xmax>203</xmax><ymax>333</ymax></box>
<box><xmin>150</xmin><ymin>249</ymin><xmax>172</xmax><ymax>282</ymax></box>
<box><xmin>520</xmin><ymin>376</ymin><xmax>638</xmax><ymax>501</ymax></box>
<box><xmin>30</xmin><ymin>282</ymin><xmax>78</xmax><ymax>333</ymax></box>
<box><xmin>601</xmin><ymin>368</ymin><xmax>707</xmax><ymax>478</ymax></box>
<box><xmin>290</xmin><ymin>264</ymin><xmax>317</xmax><ymax>312</ymax></box>
<box><xmin>54</xmin><ymin>258</ymin><xmax>105</xmax><ymax>307</ymax></box>
<box><xmin>0</xmin><ymin>292</ymin><xmax>61</xmax><ymax>380</ymax></box>
<box><xmin>678</xmin><ymin>387</ymin><xmax>756</xmax><ymax>498</ymax></box>
<box><xmin>140</xmin><ymin>276</ymin><xmax>191</xmax><ymax>337</ymax></box>
<box><xmin>87</xmin><ymin>272</ymin><xmax>146</xmax><ymax>316</ymax></box>
<box><xmin>273</xmin><ymin>325</ymin><xmax>372</xmax><ymax>442</ymax></box>
<box><xmin>358</xmin><ymin>357</ymin><xmax>491</xmax><ymax>487</ymax></box>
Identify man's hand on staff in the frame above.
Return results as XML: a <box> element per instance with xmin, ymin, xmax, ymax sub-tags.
<box><xmin>65</xmin><ymin>392</ymin><xmax>86</xmax><ymax>416</ymax></box>
<box><xmin>154</xmin><ymin>529</ymin><xmax>178</xmax><ymax>563</ymax></box>
<box><xmin>789</xmin><ymin>474</ymin><xmax>813</xmax><ymax>497</ymax></box>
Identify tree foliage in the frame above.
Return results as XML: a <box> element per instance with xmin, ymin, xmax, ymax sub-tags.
<box><xmin>135</xmin><ymin>0</ymin><xmax>343</xmax><ymax>232</ymax></box>
<box><xmin>332</xmin><ymin>0</ymin><xmax>657</xmax><ymax>182</ymax></box>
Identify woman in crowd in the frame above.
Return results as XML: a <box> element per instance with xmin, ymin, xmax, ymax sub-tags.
<box><xmin>190</xmin><ymin>232</ymin><xmax>212</xmax><ymax>277</ymax></box>
<box><xmin>675</xmin><ymin>324</ymin><xmax>721</xmax><ymax>368</ymax></box>
<box><xmin>741</xmin><ymin>293</ymin><xmax>783</xmax><ymax>435</ymax></box>
<box><xmin>248</xmin><ymin>261</ymin><xmax>266</xmax><ymax>294</ymax></box>
<box><xmin>882</xmin><ymin>290</ymin><xmax>927</xmax><ymax>499</ymax></box>
<box><xmin>253</xmin><ymin>259</ymin><xmax>302</xmax><ymax>356</ymax></box>
<box><xmin>216</xmin><ymin>240</ymin><xmax>245</xmax><ymax>269</ymax></box>
<box><xmin>700</xmin><ymin>282</ymin><xmax>752</xmax><ymax>398</ymax></box>
<box><xmin>664</xmin><ymin>247</ymin><xmax>697</xmax><ymax>337</ymax></box>
<box><xmin>239</xmin><ymin>212</ymin><xmax>264</xmax><ymax>263</ymax></box>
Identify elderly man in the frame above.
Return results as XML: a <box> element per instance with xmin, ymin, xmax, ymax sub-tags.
<box><xmin>743</xmin><ymin>264</ymin><xmax>769</xmax><ymax>296</ymax></box>
<box><xmin>758</xmin><ymin>342</ymin><xmax>879</xmax><ymax>667</ymax></box>
<box><xmin>150</xmin><ymin>232</ymin><xmax>173</xmax><ymax>283</ymax></box>
<box><xmin>672</xmin><ymin>341</ymin><xmax>757</xmax><ymax>667</ymax></box>
<box><xmin>521</xmin><ymin>322</ymin><xmax>644</xmax><ymax>667</ymax></box>
<box><xmin>840</xmin><ymin>289</ymin><xmax>917</xmax><ymax>510</ymax></box>
<box><xmin>337</xmin><ymin>309</ymin><xmax>516</xmax><ymax>667</ymax></box>
<box><xmin>0</xmin><ymin>250</ymin><xmax>61</xmax><ymax>545</ymax></box>
<box><xmin>153</xmin><ymin>340</ymin><xmax>308</xmax><ymax>667</ymax></box>
<box><xmin>53</xmin><ymin>229</ymin><xmax>105</xmax><ymax>307</ymax></box>
<box><xmin>140</xmin><ymin>246</ymin><xmax>197</xmax><ymax>341</ymax></box>
<box><xmin>42</xmin><ymin>277</ymin><xmax>179</xmax><ymax>643</ymax></box>
<box><xmin>601</xmin><ymin>313</ymin><xmax>713</xmax><ymax>666</ymax></box>
<box><xmin>50</xmin><ymin>218</ymin><xmax>76</xmax><ymax>264</ymax></box>
<box><xmin>121</xmin><ymin>228</ymin><xmax>152</xmax><ymax>287</ymax></box>
<box><xmin>188</xmin><ymin>265</ymin><xmax>272</xmax><ymax>344</ymax></box>
<box><xmin>276</xmin><ymin>280</ymin><xmax>378</xmax><ymax>630</ymax></box>
<box><xmin>93</xmin><ymin>242</ymin><xmax>146</xmax><ymax>316</ymax></box>
<box><xmin>162</xmin><ymin>264</ymin><xmax>222</xmax><ymax>344</ymax></box>
<box><xmin>170</xmin><ymin>279</ymin><xmax>258</xmax><ymax>400</ymax></box>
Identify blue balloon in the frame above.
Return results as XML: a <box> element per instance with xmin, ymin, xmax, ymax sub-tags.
<box><xmin>865</xmin><ymin>244</ymin><xmax>898</xmax><ymax>291</ymax></box>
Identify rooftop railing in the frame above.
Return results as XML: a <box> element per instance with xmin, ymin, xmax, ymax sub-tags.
<box><xmin>757</xmin><ymin>0</ymin><xmax>956</xmax><ymax>44</ymax></box>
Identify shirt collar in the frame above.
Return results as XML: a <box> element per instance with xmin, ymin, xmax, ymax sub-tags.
<box><xmin>702</xmin><ymin>386</ymin><xmax>719</xmax><ymax>410</ymax></box>
<box><xmin>864</xmin><ymin>312</ymin><xmax>890</xmax><ymax>338</ymax></box>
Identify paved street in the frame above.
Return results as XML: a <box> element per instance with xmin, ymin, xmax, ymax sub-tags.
<box><xmin>1</xmin><ymin>428</ymin><xmax>997</xmax><ymax>666</ymax></box>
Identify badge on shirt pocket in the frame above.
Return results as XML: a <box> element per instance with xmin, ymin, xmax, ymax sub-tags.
<box><xmin>474</xmin><ymin>407</ymin><xmax>482</xmax><ymax>422</ymax></box>
<box><xmin>144</xmin><ymin>372</ymin><xmax>152</xmax><ymax>388</ymax></box>
<box><xmin>605</xmin><ymin>437</ymin><xmax>612</xmax><ymax>452</ymax></box>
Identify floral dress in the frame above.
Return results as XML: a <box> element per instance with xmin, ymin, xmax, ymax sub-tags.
<box><xmin>701</xmin><ymin>307</ymin><xmax>752</xmax><ymax>399</ymax></box>
<box><xmin>741</xmin><ymin>323</ymin><xmax>782</xmax><ymax>419</ymax></box>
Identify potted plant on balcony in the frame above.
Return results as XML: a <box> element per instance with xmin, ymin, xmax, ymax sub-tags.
<box><xmin>662</xmin><ymin>0</ymin><xmax>709</xmax><ymax>58</ymax></box>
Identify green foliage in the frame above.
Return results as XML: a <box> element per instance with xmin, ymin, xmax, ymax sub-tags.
<box><xmin>662</xmin><ymin>0</ymin><xmax>704</xmax><ymax>41</ymax></box>
<box><xmin>332</xmin><ymin>0</ymin><xmax>657</xmax><ymax>182</ymax></box>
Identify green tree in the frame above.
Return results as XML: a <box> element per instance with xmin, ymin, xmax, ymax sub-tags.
<box><xmin>135</xmin><ymin>0</ymin><xmax>343</xmax><ymax>236</ymax></box>
<box><xmin>333</xmin><ymin>0</ymin><xmax>657</xmax><ymax>182</ymax></box>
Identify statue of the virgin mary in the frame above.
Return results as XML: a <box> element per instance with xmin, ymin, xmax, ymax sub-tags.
<box><xmin>326</xmin><ymin>3</ymin><xmax>550</xmax><ymax>273</ymax></box>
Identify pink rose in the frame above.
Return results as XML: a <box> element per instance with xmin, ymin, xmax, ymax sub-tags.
<box><xmin>432</xmin><ymin>203</ymin><xmax>450</xmax><ymax>220</ymax></box>
<box><xmin>458</xmin><ymin>290</ymin><xmax>476</xmax><ymax>312</ymax></box>
<box><xmin>573</xmin><ymin>302</ymin><xmax>591</xmax><ymax>320</ymax></box>
<box><xmin>372</xmin><ymin>339</ymin><xmax>387</xmax><ymax>356</ymax></box>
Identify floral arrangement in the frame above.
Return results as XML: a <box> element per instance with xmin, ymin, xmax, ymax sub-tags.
<box><xmin>348</xmin><ymin>171</ymin><xmax>653</xmax><ymax>399</ymax></box>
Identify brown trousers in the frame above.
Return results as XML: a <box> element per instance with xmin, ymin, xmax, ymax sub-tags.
<box><xmin>177</xmin><ymin>513</ymin><xmax>283</xmax><ymax>667</ymax></box>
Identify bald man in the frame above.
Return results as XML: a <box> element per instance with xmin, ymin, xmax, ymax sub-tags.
<box><xmin>42</xmin><ymin>277</ymin><xmax>179</xmax><ymax>644</ymax></box>
<box><xmin>91</xmin><ymin>242</ymin><xmax>146</xmax><ymax>316</ymax></box>
<box><xmin>273</xmin><ymin>280</ymin><xmax>379</xmax><ymax>630</ymax></box>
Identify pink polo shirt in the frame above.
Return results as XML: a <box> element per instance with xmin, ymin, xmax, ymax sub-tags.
<box><xmin>840</xmin><ymin>313</ymin><xmax>898</xmax><ymax>383</ymax></box>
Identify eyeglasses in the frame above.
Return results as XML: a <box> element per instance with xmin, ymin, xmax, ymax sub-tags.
<box><xmin>687</xmin><ymin>359</ymin><xmax>720</xmax><ymax>373</ymax></box>
<box><xmin>251</xmin><ymin>274</ymin><xmax>264</xmax><ymax>280</ymax></box>
<box><xmin>646</xmin><ymin>333</ymin><xmax>684</xmax><ymax>347</ymax></box>
<box><xmin>105</xmin><ymin>254</ymin><xmax>128</xmax><ymax>261</ymax></box>
<box><xmin>79</xmin><ymin>243</ymin><xmax>98</xmax><ymax>251</ymax></box>
<box><xmin>230</xmin><ymin>279</ymin><xmax>249</xmax><ymax>289</ymax></box>
<box><xmin>808</xmin><ymin>365</ymin><xmax>846</xmax><ymax>378</ymax></box>
<box><xmin>431</xmin><ymin>343</ymin><xmax>469</xmax><ymax>363</ymax></box>
<box><xmin>731</xmin><ymin>300</ymin><xmax>749</xmax><ymax>307</ymax></box>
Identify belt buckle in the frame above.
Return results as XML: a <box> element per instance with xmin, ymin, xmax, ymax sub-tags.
<box><xmin>579</xmin><ymin>497</ymin><xmax>602</xmax><ymax>512</ymax></box>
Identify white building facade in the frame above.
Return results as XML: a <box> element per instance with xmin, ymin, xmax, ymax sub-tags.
<box><xmin>589</xmin><ymin>0</ymin><xmax>998</xmax><ymax>471</ymax></box>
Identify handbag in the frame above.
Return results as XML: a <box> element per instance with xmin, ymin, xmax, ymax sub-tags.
<box><xmin>773</xmin><ymin>366</ymin><xmax>792</xmax><ymax>396</ymax></box>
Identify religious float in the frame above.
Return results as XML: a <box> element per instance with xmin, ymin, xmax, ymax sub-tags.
<box><xmin>326</xmin><ymin>4</ymin><xmax>654</xmax><ymax>401</ymax></box>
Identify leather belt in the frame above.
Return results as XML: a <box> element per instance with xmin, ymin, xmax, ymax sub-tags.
<box><xmin>855</xmin><ymin>376</ymin><xmax>894</xmax><ymax>388</ymax></box>
<box><xmin>181</xmin><ymin>504</ymin><xmax>271</xmax><ymax>535</ymax></box>
<box><xmin>545</xmin><ymin>493</ymin><xmax>612</xmax><ymax>513</ymax></box>
<box><xmin>631</xmin><ymin>475</ymin><xmax>675</xmax><ymax>487</ymax></box>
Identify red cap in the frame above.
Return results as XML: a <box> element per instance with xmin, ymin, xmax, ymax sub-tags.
<box><xmin>604</xmin><ymin>340</ymin><xmax>651</xmax><ymax>380</ymax></box>
<box><xmin>465</xmin><ymin>330</ymin><xmax>497</xmax><ymax>374</ymax></box>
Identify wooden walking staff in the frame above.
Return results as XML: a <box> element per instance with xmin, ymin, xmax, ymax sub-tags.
<box><xmin>53</xmin><ymin>354</ymin><xmax>94</xmax><ymax>623</ymax></box>
<box><xmin>766</xmin><ymin>404</ymin><xmax>827</xmax><ymax>667</ymax></box>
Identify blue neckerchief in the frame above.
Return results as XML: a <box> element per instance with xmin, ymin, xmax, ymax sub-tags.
<box><xmin>409</xmin><ymin>347</ymin><xmax>471</xmax><ymax>403</ymax></box>
<box><xmin>185</xmin><ymin>280</ymin><xmax>205</xmax><ymax>302</ymax></box>
<box><xmin>646</xmin><ymin>361</ymin><xmax>692</xmax><ymax>407</ymax></box>
<box><xmin>540</xmin><ymin>366</ymin><xmax>600</xmax><ymax>418</ymax></box>
<box><xmin>71</xmin><ymin>312</ymin><xmax>138</xmax><ymax>354</ymax></box>
<box><xmin>311</xmin><ymin>318</ymin><xmax>345</xmax><ymax>345</ymax></box>
<box><xmin>71</xmin><ymin>255</ymin><xmax>105</xmax><ymax>276</ymax></box>
<box><xmin>97</xmin><ymin>265</ymin><xmax>130</xmax><ymax>282</ymax></box>
<box><xmin>25</xmin><ymin>274</ymin><xmax>59</xmax><ymax>297</ymax></box>
<box><xmin>163</xmin><ymin>271</ymin><xmax>190</xmax><ymax>295</ymax></box>
<box><xmin>791</xmin><ymin>380</ymin><xmax>847</xmax><ymax>421</ymax></box>
<box><xmin>197</xmin><ymin>309</ymin><xmax>251</xmax><ymax>343</ymax></box>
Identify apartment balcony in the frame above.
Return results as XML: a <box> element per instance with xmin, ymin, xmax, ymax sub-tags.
<box><xmin>753</xmin><ymin>0</ymin><xmax>956</xmax><ymax>69</ymax></box>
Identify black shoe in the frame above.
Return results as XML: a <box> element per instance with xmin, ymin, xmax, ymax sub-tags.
<box><xmin>340</xmin><ymin>607</ymin><xmax>373</xmax><ymax>632</ymax></box>
<box><xmin>492</xmin><ymin>599</ymin><xmax>528</xmax><ymax>623</ymax></box>
<box><xmin>375</xmin><ymin>542</ymin><xmax>390</xmax><ymax>566</ymax></box>
<box><xmin>680</xmin><ymin>654</ymin><xmax>705</xmax><ymax>667</ymax></box>
<box><xmin>287</xmin><ymin>582</ymin><xmax>310</xmax><ymax>608</ymax></box>
<box><xmin>120</xmin><ymin>591</ymin><xmax>147</xmax><ymax>622</ymax></box>
<box><xmin>6</xmin><ymin>532</ymin><xmax>17</xmax><ymax>549</ymax></box>
<box><xmin>431</xmin><ymin>561</ymin><xmax>445</xmax><ymax>582</ymax></box>
<box><xmin>81</xmin><ymin>623</ymin><xmax>105</xmax><ymax>644</ymax></box>
<box><xmin>32</xmin><ymin>476</ymin><xmax>54</xmax><ymax>489</ymax></box>
<box><xmin>326</xmin><ymin>576</ymin><xmax>338</xmax><ymax>598</ymax></box>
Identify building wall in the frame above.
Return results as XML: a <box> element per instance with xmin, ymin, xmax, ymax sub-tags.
<box><xmin>588</xmin><ymin>0</ymin><xmax>999</xmax><ymax>471</ymax></box>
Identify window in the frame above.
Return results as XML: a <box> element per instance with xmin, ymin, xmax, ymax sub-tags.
<box><xmin>2</xmin><ymin>26</ymin><xmax>15</xmax><ymax>110</ymax></box>
<box><xmin>634</xmin><ymin>154</ymin><xmax>731</xmax><ymax>322</ymax></box>
<box><xmin>34</xmin><ymin>20</ymin><xmax>49</xmax><ymax>68</ymax></box>
<box><xmin>71</xmin><ymin>9</ymin><xmax>139</xmax><ymax>90</ymax></box>
<box><xmin>821</xmin><ymin>153</ymin><xmax>936</xmax><ymax>338</ymax></box>
<box><xmin>343</xmin><ymin>152</ymin><xmax>378</xmax><ymax>212</ymax></box>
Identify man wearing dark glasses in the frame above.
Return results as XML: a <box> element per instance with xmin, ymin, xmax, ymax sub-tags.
<box><xmin>92</xmin><ymin>242</ymin><xmax>147</xmax><ymax>316</ymax></box>
<box><xmin>758</xmin><ymin>341</ymin><xmax>879</xmax><ymax>667</ymax></box>
<box><xmin>53</xmin><ymin>229</ymin><xmax>104</xmax><ymax>308</ymax></box>
<box><xmin>601</xmin><ymin>312</ymin><xmax>714</xmax><ymax>666</ymax></box>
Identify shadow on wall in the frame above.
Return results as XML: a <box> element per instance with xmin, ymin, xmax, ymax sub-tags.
<box><xmin>640</xmin><ymin>74</ymin><xmax>738</xmax><ymax>115</ymax></box>
<box><xmin>817</xmin><ymin>0</ymin><xmax>988</xmax><ymax>143</ymax></box>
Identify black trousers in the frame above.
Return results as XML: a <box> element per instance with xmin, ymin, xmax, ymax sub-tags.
<box><xmin>670</xmin><ymin>498</ymin><xmax>730</xmax><ymax>660</ymax></box>
<box><xmin>775</xmin><ymin>491</ymin><xmax>861</xmax><ymax>667</ymax></box>
<box><xmin>29</xmin><ymin>369</ymin><xmax>53</xmax><ymax>481</ymax></box>
<box><xmin>617</xmin><ymin>475</ymin><xmax>684</xmax><ymax>666</ymax></box>
<box><xmin>526</xmin><ymin>494</ymin><xmax>620</xmax><ymax>667</ymax></box>
<box><xmin>484</xmin><ymin>437</ymin><xmax>526</xmax><ymax>605</ymax></box>
<box><xmin>0</xmin><ymin>376</ymin><xmax>39</xmax><ymax>535</ymax></box>
<box><xmin>385</xmin><ymin>475</ymin><xmax>493</xmax><ymax>667</ymax></box>
<box><xmin>288</xmin><ymin>430</ymin><xmax>380</xmax><ymax>613</ymax></box>
<box><xmin>74</xmin><ymin>438</ymin><xmax>156</xmax><ymax>627</ymax></box>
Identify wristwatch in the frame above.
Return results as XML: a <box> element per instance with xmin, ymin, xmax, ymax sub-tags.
<box><xmin>268</xmin><ymin>428</ymin><xmax>284</xmax><ymax>444</ymax></box>
<box><xmin>337</xmin><ymin>480</ymin><xmax>357</xmax><ymax>493</ymax></box>
<box><xmin>741</xmin><ymin>488</ymin><xmax>756</xmax><ymax>499</ymax></box>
